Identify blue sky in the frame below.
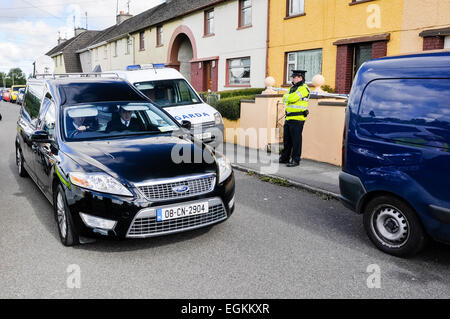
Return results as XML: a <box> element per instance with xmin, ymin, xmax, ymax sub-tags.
<box><xmin>0</xmin><ymin>0</ymin><xmax>163</xmax><ymax>77</ymax></box>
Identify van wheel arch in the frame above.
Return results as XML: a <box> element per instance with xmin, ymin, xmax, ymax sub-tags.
<box><xmin>357</xmin><ymin>191</ymin><xmax>411</xmax><ymax>214</ymax></box>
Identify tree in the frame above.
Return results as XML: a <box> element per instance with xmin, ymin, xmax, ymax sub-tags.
<box><xmin>0</xmin><ymin>72</ymin><xmax>7</xmax><ymax>88</ymax></box>
<box><xmin>7</xmin><ymin>68</ymin><xmax>27</xmax><ymax>86</ymax></box>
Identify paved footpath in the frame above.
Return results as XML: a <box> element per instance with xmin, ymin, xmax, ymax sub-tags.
<box><xmin>221</xmin><ymin>143</ymin><xmax>341</xmax><ymax>198</ymax></box>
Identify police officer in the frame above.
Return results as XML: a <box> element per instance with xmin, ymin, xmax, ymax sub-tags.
<box><xmin>279</xmin><ymin>70</ymin><xmax>310</xmax><ymax>167</ymax></box>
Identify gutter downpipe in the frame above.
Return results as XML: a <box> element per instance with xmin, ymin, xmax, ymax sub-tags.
<box><xmin>265</xmin><ymin>0</ymin><xmax>270</xmax><ymax>77</ymax></box>
<box><xmin>128</xmin><ymin>33</ymin><xmax>136</xmax><ymax>65</ymax></box>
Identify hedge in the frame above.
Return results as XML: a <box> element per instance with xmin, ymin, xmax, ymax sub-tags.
<box><xmin>212</xmin><ymin>95</ymin><xmax>255</xmax><ymax>121</ymax></box>
<box><xmin>199</xmin><ymin>88</ymin><xmax>265</xmax><ymax>100</ymax></box>
<box><xmin>217</xmin><ymin>88</ymin><xmax>265</xmax><ymax>99</ymax></box>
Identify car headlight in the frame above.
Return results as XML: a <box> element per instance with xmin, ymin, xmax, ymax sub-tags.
<box><xmin>69</xmin><ymin>172</ymin><xmax>133</xmax><ymax>197</ymax></box>
<box><xmin>216</xmin><ymin>154</ymin><xmax>232</xmax><ymax>184</ymax></box>
<box><xmin>214</xmin><ymin>112</ymin><xmax>223</xmax><ymax>125</ymax></box>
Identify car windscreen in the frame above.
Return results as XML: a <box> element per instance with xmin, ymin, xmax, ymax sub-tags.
<box><xmin>134</xmin><ymin>79</ymin><xmax>202</xmax><ymax>107</ymax></box>
<box><xmin>63</xmin><ymin>102</ymin><xmax>180</xmax><ymax>141</ymax></box>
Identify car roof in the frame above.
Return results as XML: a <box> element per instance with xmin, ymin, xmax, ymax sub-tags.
<box><xmin>39</xmin><ymin>77</ymin><xmax>149</xmax><ymax>106</ymax></box>
<box><xmin>113</xmin><ymin>68</ymin><xmax>185</xmax><ymax>83</ymax></box>
<box><xmin>357</xmin><ymin>50</ymin><xmax>450</xmax><ymax>83</ymax></box>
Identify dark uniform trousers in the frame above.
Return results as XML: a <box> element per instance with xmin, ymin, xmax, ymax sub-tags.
<box><xmin>280</xmin><ymin>120</ymin><xmax>305</xmax><ymax>163</ymax></box>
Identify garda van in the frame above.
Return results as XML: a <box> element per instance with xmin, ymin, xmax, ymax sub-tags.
<box><xmin>340</xmin><ymin>51</ymin><xmax>450</xmax><ymax>257</ymax></box>
<box><xmin>113</xmin><ymin>65</ymin><xmax>224</xmax><ymax>146</ymax></box>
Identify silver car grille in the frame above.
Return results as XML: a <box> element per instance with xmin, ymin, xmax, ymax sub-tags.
<box><xmin>192</xmin><ymin>121</ymin><xmax>216</xmax><ymax>130</ymax></box>
<box><xmin>127</xmin><ymin>202</ymin><xmax>227</xmax><ymax>238</ymax></box>
<box><xmin>137</xmin><ymin>174</ymin><xmax>216</xmax><ymax>201</ymax></box>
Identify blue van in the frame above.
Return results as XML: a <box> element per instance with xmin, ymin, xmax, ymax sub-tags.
<box><xmin>340</xmin><ymin>51</ymin><xmax>450</xmax><ymax>257</ymax></box>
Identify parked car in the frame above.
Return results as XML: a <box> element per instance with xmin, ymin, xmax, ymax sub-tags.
<box><xmin>16</xmin><ymin>88</ymin><xmax>25</xmax><ymax>105</ymax></box>
<box><xmin>2</xmin><ymin>89</ymin><xmax>11</xmax><ymax>102</ymax></box>
<box><xmin>10</xmin><ymin>85</ymin><xmax>26</xmax><ymax>103</ymax></box>
<box><xmin>340</xmin><ymin>51</ymin><xmax>450</xmax><ymax>257</ymax></box>
<box><xmin>112</xmin><ymin>65</ymin><xmax>224</xmax><ymax>146</ymax></box>
<box><xmin>16</xmin><ymin>76</ymin><xmax>235</xmax><ymax>246</ymax></box>
<box><xmin>0</xmin><ymin>88</ymin><xmax>4</xmax><ymax>101</ymax></box>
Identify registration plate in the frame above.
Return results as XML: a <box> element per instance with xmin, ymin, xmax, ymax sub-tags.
<box><xmin>156</xmin><ymin>202</ymin><xmax>209</xmax><ymax>221</ymax></box>
<box><xmin>194</xmin><ymin>132</ymin><xmax>212</xmax><ymax>140</ymax></box>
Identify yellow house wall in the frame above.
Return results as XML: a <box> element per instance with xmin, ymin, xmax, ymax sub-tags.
<box><xmin>268</xmin><ymin>0</ymin><xmax>404</xmax><ymax>90</ymax></box>
<box><xmin>400</xmin><ymin>0</ymin><xmax>450</xmax><ymax>53</ymax></box>
<box><xmin>53</xmin><ymin>54</ymin><xmax>66</xmax><ymax>73</ymax></box>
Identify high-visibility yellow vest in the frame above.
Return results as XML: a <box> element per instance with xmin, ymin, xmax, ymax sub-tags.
<box><xmin>282</xmin><ymin>83</ymin><xmax>310</xmax><ymax>121</ymax></box>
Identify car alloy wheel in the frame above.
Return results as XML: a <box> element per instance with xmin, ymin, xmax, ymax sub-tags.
<box><xmin>56</xmin><ymin>192</ymin><xmax>68</xmax><ymax>239</ymax></box>
<box><xmin>16</xmin><ymin>147</ymin><xmax>27</xmax><ymax>177</ymax></box>
<box><xmin>54</xmin><ymin>185</ymin><xmax>79</xmax><ymax>246</ymax></box>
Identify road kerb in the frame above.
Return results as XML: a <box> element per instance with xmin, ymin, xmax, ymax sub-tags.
<box><xmin>231</xmin><ymin>163</ymin><xmax>340</xmax><ymax>200</ymax></box>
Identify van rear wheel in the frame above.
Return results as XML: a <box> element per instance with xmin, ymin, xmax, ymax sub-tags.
<box><xmin>363</xmin><ymin>195</ymin><xmax>427</xmax><ymax>257</ymax></box>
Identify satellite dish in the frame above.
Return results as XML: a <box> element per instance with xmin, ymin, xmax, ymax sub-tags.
<box><xmin>34</xmin><ymin>55</ymin><xmax>55</xmax><ymax>75</ymax></box>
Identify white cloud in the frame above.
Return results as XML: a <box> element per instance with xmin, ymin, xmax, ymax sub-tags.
<box><xmin>0</xmin><ymin>0</ymin><xmax>164</xmax><ymax>76</ymax></box>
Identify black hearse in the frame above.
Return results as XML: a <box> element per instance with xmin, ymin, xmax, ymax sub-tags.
<box><xmin>16</xmin><ymin>75</ymin><xmax>235</xmax><ymax>246</ymax></box>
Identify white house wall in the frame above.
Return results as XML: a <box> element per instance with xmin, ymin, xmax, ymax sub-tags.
<box><xmin>180</xmin><ymin>0</ymin><xmax>268</xmax><ymax>90</ymax></box>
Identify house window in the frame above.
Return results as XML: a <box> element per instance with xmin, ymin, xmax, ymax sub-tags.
<box><xmin>114</xmin><ymin>41</ymin><xmax>118</xmax><ymax>57</ymax></box>
<box><xmin>286</xmin><ymin>49</ymin><xmax>322</xmax><ymax>83</ymax></box>
<box><xmin>287</xmin><ymin>0</ymin><xmax>305</xmax><ymax>17</ymax></box>
<box><xmin>204</xmin><ymin>9</ymin><xmax>214</xmax><ymax>36</ymax></box>
<box><xmin>104</xmin><ymin>45</ymin><xmax>108</xmax><ymax>59</ymax></box>
<box><xmin>126</xmin><ymin>37</ymin><xmax>132</xmax><ymax>54</ymax></box>
<box><xmin>139</xmin><ymin>31</ymin><xmax>145</xmax><ymax>51</ymax></box>
<box><xmin>227</xmin><ymin>57</ymin><xmax>251</xmax><ymax>86</ymax></box>
<box><xmin>239</xmin><ymin>0</ymin><xmax>252</xmax><ymax>27</ymax></box>
<box><xmin>353</xmin><ymin>43</ymin><xmax>372</xmax><ymax>79</ymax></box>
<box><xmin>156</xmin><ymin>26</ymin><xmax>163</xmax><ymax>46</ymax></box>
<box><xmin>445</xmin><ymin>36</ymin><xmax>450</xmax><ymax>49</ymax></box>
<box><xmin>55</xmin><ymin>57</ymin><xmax>58</xmax><ymax>67</ymax></box>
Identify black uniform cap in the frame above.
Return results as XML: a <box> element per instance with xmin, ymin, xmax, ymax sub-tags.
<box><xmin>291</xmin><ymin>70</ymin><xmax>307</xmax><ymax>78</ymax></box>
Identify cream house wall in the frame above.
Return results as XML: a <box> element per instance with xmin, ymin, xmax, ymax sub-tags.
<box><xmin>133</xmin><ymin>20</ymin><xmax>181</xmax><ymax>65</ymax></box>
<box><xmin>109</xmin><ymin>37</ymin><xmax>134</xmax><ymax>70</ymax></box>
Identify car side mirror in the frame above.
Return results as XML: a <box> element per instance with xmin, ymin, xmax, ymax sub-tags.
<box><xmin>31</xmin><ymin>130</ymin><xmax>51</xmax><ymax>143</ymax></box>
<box><xmin>181</xmin><ymin>120</ymin><xmax>191</xmax><ymax>131</ymax></box>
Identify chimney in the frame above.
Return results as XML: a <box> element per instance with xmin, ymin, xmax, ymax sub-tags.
<box><xmin>74</xmin><ymin>27</ymin><xmax>87</xmax><ymax>36</ymax></box>
<box><xmin>116</xmin><ymin>11</ymin><xmax>132</xmax><ymax>25</ymax></box>
<box><xmin>58</xmin><ymin>37</ymin><xmax>67</xmax><ymax>45</ymax></box>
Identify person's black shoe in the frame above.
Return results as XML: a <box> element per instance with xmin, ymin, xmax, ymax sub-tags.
<box><xmin>286</xmin><ymin>161</ymin><xmax>300</xmax><ymax>167</ymax></box>
<box><xmin>279</xmin><ymin>158</ymin><xmax>289</xmax><ymax>164</ymax></box>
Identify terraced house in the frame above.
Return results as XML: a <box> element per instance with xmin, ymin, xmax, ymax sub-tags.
<box><xmin>66</xmin><ymin>0</ymin><xmax>268</xmax><ymax>92</ymax></box>
<box><xmin>268</xmin><ymin>0</ymin><xmax>450</xmax><ymax>94</ymax></box>
<box><xmin>46</xmin><ymin>29</ymin><xmax>100</xmax><ymax>73</ymax></box>
<box><xmin>45</xmin><ymin>0</ymin><xmax>450</xmax><ymax>94</ymax></box>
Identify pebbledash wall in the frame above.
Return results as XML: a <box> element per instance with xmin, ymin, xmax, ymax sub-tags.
<box><xmin>131</xmin><ymin>0</ymin><xmax>268</xmax><ymax>92</ymax></box>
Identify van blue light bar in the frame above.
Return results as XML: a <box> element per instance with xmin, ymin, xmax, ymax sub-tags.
<box><xmin>126</xmin><ymin>65</ymin><xmax>141</xmax><ymax>71</ymax></box>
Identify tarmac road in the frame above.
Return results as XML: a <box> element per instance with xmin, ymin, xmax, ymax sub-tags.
<box><xmin>1</xmin><ymin>101</ymin><xmax>449</xmax><ymax>299</ymax></box>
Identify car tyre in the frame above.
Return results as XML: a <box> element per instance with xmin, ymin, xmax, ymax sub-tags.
<box><xmin>54</xmin><ymin>184</ymin><xmax>79</xmax><ymax>246</ymax></box>
<box><xmin>16</xmin><ymin>146</ymin><xmax>28</xmax><ymax>177</ymax></box>
<box><xmin>363</xmin><ymin>195</ymin><xmax>427</xmax><ymax>257</ymax></box>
